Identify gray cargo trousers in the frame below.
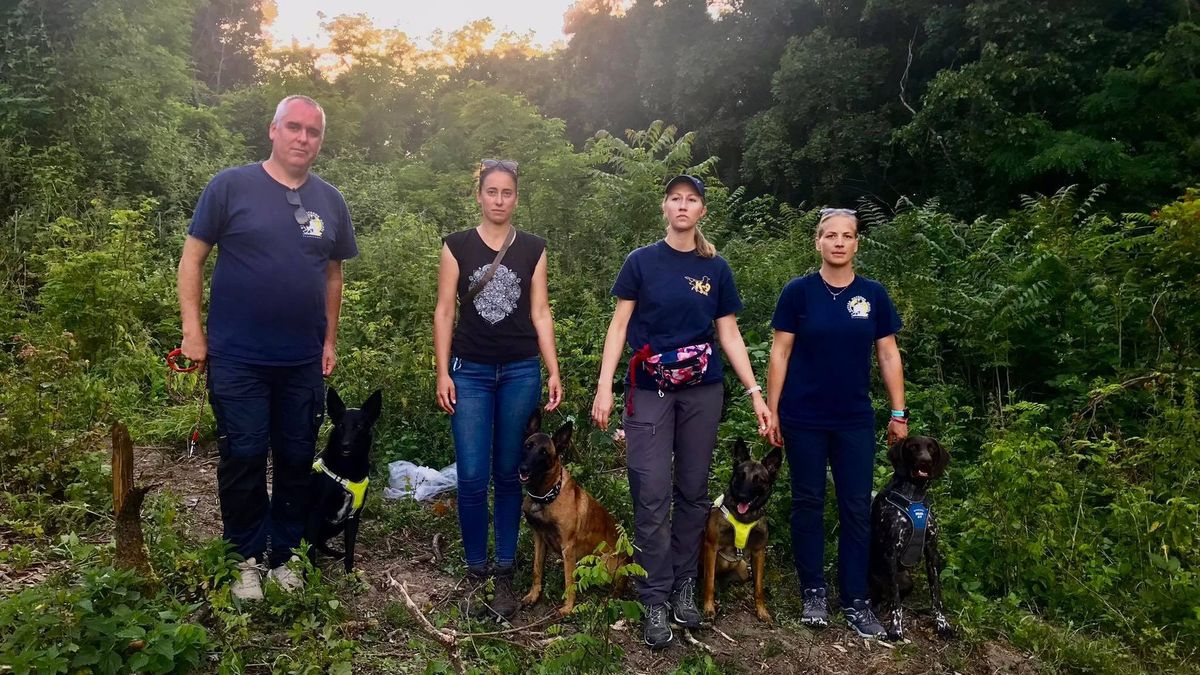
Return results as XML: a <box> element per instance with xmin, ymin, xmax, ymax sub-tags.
<box><xmin>623</xmin><ymin>382</ymin><xmax>724</xmax><ymax>605</ymax></box>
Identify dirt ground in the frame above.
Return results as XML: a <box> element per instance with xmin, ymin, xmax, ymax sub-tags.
<box><xmin>9</xmin><ymin>446</ymin><xmax>1039</xmax><ymax>674</ymax></box>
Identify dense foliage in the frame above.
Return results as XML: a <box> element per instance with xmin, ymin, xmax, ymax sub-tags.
<box><xmin>1</xmin><ymin>0</ymin><xmax>1198</xmax><ymax>672</ymax></box>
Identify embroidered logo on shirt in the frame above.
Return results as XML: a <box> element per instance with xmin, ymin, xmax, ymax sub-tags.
<box><xmin>847</xmin><ymin>295</ymin><xmax>871</xmax><ymax>319</ymax></box>
<box><xmin>300</xmin><ymin>213</ymin><xmax>325</xmax><ymax>239</ymax></box>
<box><xmin>685</xmin><ymin>275</ymin><xmax>712</xmax><ymax>296</ymax></box>
<box><xmin>469</xmin><ymin>263</ymin><xmax>522</xmax><ymax>325</ymax></box>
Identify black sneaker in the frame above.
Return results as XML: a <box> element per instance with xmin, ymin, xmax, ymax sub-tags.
<box><xmin>801</xmin><ymin>587</ymin><xmax>829</xmax><ymax>627</ymax></box>
<box><xmin>487</xmin><ymin>565</ymin><xmax>520</xmax><ymax>621</ymax></box>
<box><xmin>843</xmin><ymin>598</ymin><xmax>886</xmax><ymax>638</ymax></box>
<box><xmin>669</xmin><ymin>578</ymin><xmax>702</xmax><ymax>628</ymax></box>
<box><xmin>643</xmin><ymin>602</ymin><xmax>674</xmax><ymax>650</ymax></box>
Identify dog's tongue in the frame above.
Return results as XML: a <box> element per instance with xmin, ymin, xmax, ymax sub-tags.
<box><xmin>737</xmin><ymin>502</ymin><xmax>750</xmax><ymax>515</ymax></box>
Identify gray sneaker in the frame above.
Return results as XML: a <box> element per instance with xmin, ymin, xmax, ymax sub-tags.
<box><xmin>669</xmin><ymin>578</ymin><xmax>702</xmax><ymax>628</ymax></box>
<box><xmin>267</xmin><ymin>556</ymin><xmax>304</xmax><ymax>593</ymax></box>
<box><xmin>801</xmin><ymin>587</ymin><xmax>828</xmax><ymax>626</ymax></box>
<box><xmin>643</xmin><ymin>602</ymin><xmax>674</xmax><ymax>650</ymax></box>
<box><xmin>843</xmin><ymin>598</ymin><xmax>886</xmax><ymax>638</ymax></box>
<box><xmin>232</xmin><ymin>557</ymin><xmax>264</xmax><ymax>601</ymax></box>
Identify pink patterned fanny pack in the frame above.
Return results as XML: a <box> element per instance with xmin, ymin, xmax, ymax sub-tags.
<box><xmin>627</xmin><ymin>342</ymin><xmax>713</xmax><ymax>414</ymax></box>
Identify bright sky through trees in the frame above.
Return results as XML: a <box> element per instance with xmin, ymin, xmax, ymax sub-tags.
<box><xmin>270</xmin><ymin>0</ymin><xmax>578</xmax><ymax>47</ymax></box>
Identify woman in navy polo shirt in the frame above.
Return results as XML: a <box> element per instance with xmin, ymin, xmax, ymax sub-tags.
<box><xmin>765</xmin><ymin>208</ymin><xmax>907</xmax><ymax>638</ymax></box>
<box><xmin>591</xmin><ymin>175</ymin><xmax>771</xmax><ymax>650</ymax></box>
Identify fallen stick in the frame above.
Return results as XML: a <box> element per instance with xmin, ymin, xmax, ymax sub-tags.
<box><xmin>398</xmin><ymin>580</ymin><xmax>465</xmax><ymax>674</ymax></box>
<box><xmin>682</xmin><ymin>629</ymin><xmax>715</xmax><ymax>654</ymax></box>
<box><xmin>710</xmin><ymin>625</ymin><xmax>737</xmax><ymax>644</ymax></box>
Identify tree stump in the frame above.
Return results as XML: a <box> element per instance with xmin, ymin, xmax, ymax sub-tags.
<box><xmin>111</xmin><ymin>422</ymin><xmax>156</xmax><ymax>584</ymax></box>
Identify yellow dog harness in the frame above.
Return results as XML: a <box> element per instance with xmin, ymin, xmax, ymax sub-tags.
<box><xmin>713</xmin><ymin>494</ymin><xmax>761</xmax><ymax>557</ymax></box>
<box><xmin>313</xmin><ymin>457</ymin><xmax>368</xmax><ymax>523</ymax></box>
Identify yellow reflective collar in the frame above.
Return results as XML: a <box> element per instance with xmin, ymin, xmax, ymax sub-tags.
<box><xmin>313</xmin><ymin>458</ymin><xmax>369</xmax><ymax>510</ymax></box>
<box><xmin>713</xmin><ymin>494</ymin><xmax>760</xmax><ymax>551</ymax></box>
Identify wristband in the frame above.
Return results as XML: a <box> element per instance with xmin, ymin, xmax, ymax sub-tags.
<box><xmin>745</xmin><ymin>385</ymin><xmax>763</xmax><ymax>397</ymax></box>
<box><xmin>890</xmin><ymin>417</ymin><xmax>908</xmax><ymax>425</ymax></box>
<box><xmin>890</xmin><ymin>408</ymin><xmax>909</xmax><ymax>419</ymax></box>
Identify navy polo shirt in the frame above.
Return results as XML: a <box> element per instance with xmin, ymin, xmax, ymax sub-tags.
<box><xmin>187</xmin><ymin>163</ymin><xmax>358</xmax><ymax>366</ymax></box>
<box><xmin>612</xmin><ymin>240</ymin><xmax>743</xmax><ymax>389</ymax></box>
<box><xmin>771</xmin><ymin>273</ymin><xmax>901</xmax><ymax>429</ymax></box>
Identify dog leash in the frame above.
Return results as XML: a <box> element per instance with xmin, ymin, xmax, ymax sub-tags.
<box><xmin>166</xmin><ymin>348</ymin><xmax>207</xmax><ymax>456</ymax></box>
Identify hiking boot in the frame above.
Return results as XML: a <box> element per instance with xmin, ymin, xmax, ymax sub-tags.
<box><xmin>232</xmin><ymin>557</ymin><xmax>264</xmax><ymax>601</ymax></box>
<box><xmin>267</xmin><ymin>556</ymin><xmax>304</xmax><ymax>593</ymax></box>
<box><xmin>486</xmin><ymin>564</ymin><xmax>520</xmax><ymax>621</ymax></box>
<box><xmin>669</xmin><ymin>578</ymin><xmax>702</xmax><ymax>628</ymax></box>
<box><xmin>801</xmin><ymin>587</ymin><xmax>829</xmax><ymax>627</ymax></box>
<box><xmin>459</xmin><ymin>564</ymin><xmax>492</xmax><ymax>619</ymax></box>
<box><xmin>642</xmin><ymin>602</ymin><xmax>674</xmax><ymax>650</ymax></box>
<box><xmin>843</xmin><ymin>598</ymin><xmax>886</xmax><ymax>638</ymax></box>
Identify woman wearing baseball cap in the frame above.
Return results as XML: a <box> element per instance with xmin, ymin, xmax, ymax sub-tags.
<box><xmin>591</xmin><ymin>174</ymin><xmax>771</xmax><ymax>649</ymax></box>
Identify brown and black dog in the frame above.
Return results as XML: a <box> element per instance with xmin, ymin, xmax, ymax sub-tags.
<box><xmin>701</xmin><ymin>439</ymin><xmax>783</xmax><ymax>622</ymax></box>
<box><xmin>518</xmin><ymin>411</ymin><xmax>628</xmax><ymax>616</ymax></box>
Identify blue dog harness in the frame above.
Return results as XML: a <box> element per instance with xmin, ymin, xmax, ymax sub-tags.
<box><xmin>885</xmin><ymin>490</ymin><xmax>930</xmax><ymax>569</ymax></box>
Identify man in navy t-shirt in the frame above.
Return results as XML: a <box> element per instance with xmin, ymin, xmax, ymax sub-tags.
<box><xmin>177</xmin><ymin>95</ymin><xmax>358</xmax><ymax>601</ymax></box>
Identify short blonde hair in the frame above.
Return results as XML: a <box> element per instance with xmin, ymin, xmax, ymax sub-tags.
<box><xmin>815</xmin><ymin>208</ymin><xmax>859</xmax><ymax>237</ymax></box>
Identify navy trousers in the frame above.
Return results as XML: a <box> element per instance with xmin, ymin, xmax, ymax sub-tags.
<box><xmin>781</xmin><ymin>424</ymin><xmax>876</xmax><ymax>604</ymax></box>
<box><xmin>208</xmin><ymin>356</ymin><xmax>324</xmax><ymax>568</ymax></box>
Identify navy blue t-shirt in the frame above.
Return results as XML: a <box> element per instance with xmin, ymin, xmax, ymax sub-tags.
<box><xmin>771</xmin><ymin>273</ymin><xmax>901</xmax><ymax>429</ymax></box>
<box><xmin>187</xmin><ymin>163</ymin><xmax>358</xmax><ymax>366</ymax></box>
<box><xmin>612</xmin><ymin>240</ymin><xmax>743</xmax><ymax>390</ymax></box>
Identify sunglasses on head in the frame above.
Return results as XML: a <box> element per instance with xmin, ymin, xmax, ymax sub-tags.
<box><xmin>820</xmin><ymin>207</ymin><xmax>857</xmax><ymax>217</ymax></box>
<box><xmin>480</xmin><ymin>158</ymin><xmax>519</xmax><ymax>175</ymax></box>
<box><xmin>286</xmin><ymin>190</ymin><xmax>309</xmax><ymax>225</ymax></box>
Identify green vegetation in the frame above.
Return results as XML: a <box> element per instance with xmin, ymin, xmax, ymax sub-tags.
<box><xmin>2</xmin><ymin>0</ymin><xmax>1199</xmax><ymax>672</ymax></box>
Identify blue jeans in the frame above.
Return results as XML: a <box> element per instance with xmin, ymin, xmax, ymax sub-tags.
<box><xmin>450</xmin><ymin>356</ymin><xmax>541</xmax><ymax>568</ymax></box>
<box><xmin>207</xmin><ymin>356</ymin><xmax>325</xmax><ymax>568</ymax></box>
<box><xmin>782</xmin><ymin>424</ymin><xmax>876</xmax><ymax>604</ymax></box>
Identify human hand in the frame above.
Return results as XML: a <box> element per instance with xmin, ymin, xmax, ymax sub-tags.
<box><xmin>437</xmin><ymin>373</ymin><xmax>457</xmax><ymax>414</ymax></box>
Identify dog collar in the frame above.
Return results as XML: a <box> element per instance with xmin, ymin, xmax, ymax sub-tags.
<box><xmin>714</xmin><ymin>494</ymin><xmax>760</xmax><ymax>553</ymax></box>
<box><xmin>526</xmin><ymin>470</ymin><xmax>563</xmax><ymax>505</ymax></box>
<box><xmin>313</xmin><ymin>457</ymin><xmax>369</xmax><ymax>510</ymax></box>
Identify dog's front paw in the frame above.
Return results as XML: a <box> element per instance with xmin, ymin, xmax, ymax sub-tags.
<box><xmin>935</xmin><ymin>614</ymin><xmax>954</xmax><ymax>638</ymax></box>
<box><xmin>756</xmin><ymin>606</ymin><xmax>773</xmax><ymax>623</ymax></box>
<box><xmin>703</xmin><ymin>603</ymin><xmax>716</xmax><ymax>620</ymax></box>
<box><xmin>520</xmin><ymin>589</ymin><xmax>540</xmax><ymax>607</ymax></box>
<box><xmin>557</xmin><ymin>603</ymin><xmax>575</xmax><ymax>617</ymax></box>
<box><xmin>887</xmin><ymin>628</ymin><xmax>905</xmax><ymax>642</ymax></box>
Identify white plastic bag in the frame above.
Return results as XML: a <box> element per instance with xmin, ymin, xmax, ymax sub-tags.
<box><xmin>383</xmin><ymin>460</ymin><xmax>458</xmax><ymax>501</ymax></box>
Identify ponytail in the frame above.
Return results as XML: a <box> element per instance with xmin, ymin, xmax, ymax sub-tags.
<box><xmin>694</xmin><ymin>227</ymin><xmax>716</xmax><ymax>258</ymax></box>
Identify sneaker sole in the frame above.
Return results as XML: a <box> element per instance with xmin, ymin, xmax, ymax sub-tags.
<box><xmin>800</xmin><ymin>616</ymin><xmax>828</xmax><ymax>627</ymax></box>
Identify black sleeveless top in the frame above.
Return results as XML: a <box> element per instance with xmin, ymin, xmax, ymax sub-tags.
<box><xmin>445</xmin><ymin>228</ymin><xmax>546</xmax><ymax>365</ymax></box>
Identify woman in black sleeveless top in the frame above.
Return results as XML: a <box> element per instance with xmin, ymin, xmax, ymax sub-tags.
<box><xmin>433</xmin><ymin>160</ymin><xmax>562</xmax><ymax>621</ymax></box>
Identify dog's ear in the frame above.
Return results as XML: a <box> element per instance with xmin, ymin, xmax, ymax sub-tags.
<box><xmin>733</xmin><ymin>437</ymin><xmax>750</xmax><ymax>464</ymax></box>
<box><xmin>361</xmin><ymin>389</ymin><xmax>382</xmax><ymax>426</ymax></box>
<box><xmin>551</xmin><ymin>421</ymin><xmax>573</xmax><ymax>456</ymax></box>
<box><xmin>761</xmin><ymin>446</ymin><xmax>783</xmax><ymax>478</ymax></box>
<box><xmin>930</xmin><ymin>438</ymin><xmax>949</xmax><ymax>479</ymax></box>
<box><xmin>328</xmin><ymin>387</ymin><xmax>346</xmax><ymax>424</ymax></box>
<box><xmin>887</xmin><ymin>438</ymin><xmax>909</xmax><ymax>471</ymax></box>
<box><xmin>525</xmin><ymin>409</ymin><xmax>542</xmax><ymax>439</ymax></box>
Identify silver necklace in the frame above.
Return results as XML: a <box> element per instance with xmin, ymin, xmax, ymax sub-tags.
<box><xmin>821</xmin><ymin>276</ymin><xmax>851</xmax><ymax>299</ymax></box>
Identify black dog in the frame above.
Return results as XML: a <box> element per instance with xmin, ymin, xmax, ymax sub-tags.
<box><xmin>305</xmin><ymin>388</ymin><xmax>382</xmax><ymax>572</ymax></box>
<box><xmin>868</xmin><ymin>435</ymin><xmax>952</xmax><ymax>641</ymax></box>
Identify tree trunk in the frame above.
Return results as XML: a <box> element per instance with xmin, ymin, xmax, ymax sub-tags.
<box><xmin>111</xmin><ymin>422</ymin><xmax>156</xmax><ymax>583</ymax></box>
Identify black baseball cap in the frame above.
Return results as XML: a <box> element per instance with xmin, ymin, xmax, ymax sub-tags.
<box><xmin>664</xmin><ymin>174</ymin><xmax>705</xmax><ymax>201</ymax></box>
